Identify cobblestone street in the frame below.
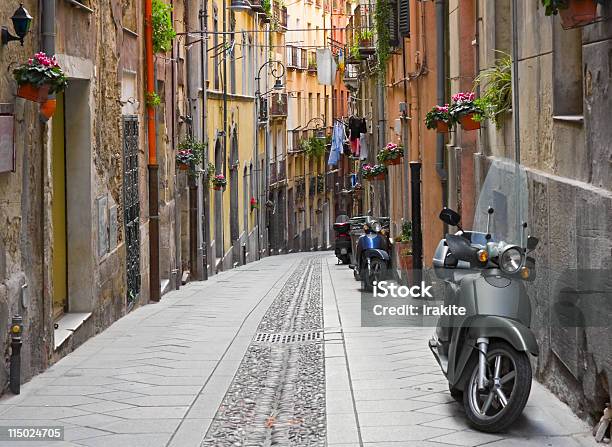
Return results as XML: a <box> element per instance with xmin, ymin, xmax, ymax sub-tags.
<box><xmin>0</xmin><ymin>253</ymin><xmax>597</xmax><ymax>447</ymax></box>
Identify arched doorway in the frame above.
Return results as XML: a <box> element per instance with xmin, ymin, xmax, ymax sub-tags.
<box><xmin>214</xmin><ymin>138</ymin><xmax>224</xmax><ymax>258</ymax></box>
<box><xmin>229</xmin><ymin>129</ymin><xmax>239</xmax><ymax>243</ymax></box>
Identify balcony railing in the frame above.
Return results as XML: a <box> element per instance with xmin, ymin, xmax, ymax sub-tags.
<box><xmin>270</xmin><ymin>161</ymin><xmax>277</xmax><ymax>184</ymax></box>
<box><xmin>270</xmin><ymin>92</ymin><xmax>288</xmax><ymax>117</ymax></box>
<box><xmin>249</xmin><ymin>0</ymin><xmax>264</xmax><ymax>12</ymax></box>
<box><xmin>278</xmin><ymin>159</ymin><xmax>286</xmax><ymax>181</ymax></box>
<box><xmin>346</xmin><ymin>6</ymin><xmax>376</xmax><ymax>62</ymax></box>
<box><xmin>259</xmin><ymin>97</ymin><xmax>268</xmax><ymax>122</ymax></box>
<box><xmin>273</xmin><ymin>4</ymin><xmax>288</xmax><ymax>29</ymax></box>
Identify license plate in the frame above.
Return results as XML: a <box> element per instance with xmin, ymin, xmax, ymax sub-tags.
<box><xmin>340</xmin><ymin>248</ymin><xmax>347</xmax><ymax>254</ymax></box>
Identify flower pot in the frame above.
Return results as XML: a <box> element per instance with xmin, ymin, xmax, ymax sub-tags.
<box><xmin>367</xmin><ymin>173</ymin><xmax>385</xmax><ymax>181</ymax></box>
<box><xmin>436</xmin><ymin>121</ymin><xmax>450</xmax><ymax>133</ymax></box>
<box><xmin>178</xmin><ymin>163</ymin><xmax>189</xmax><ymax>171</ymax></box>
<box><xmin>39</xmin><ymin>98</ymin><xmax>57</xmax><ymax>119</ymax></box>
<box><xmin>459</xmin><ymin>113</ymin><xmax>481</xmax><ymax>131</ymax></box>
<box><xmin>17</xmin><ymin>83</ymin><xmax>50</xmax><ymax>103</ymax></box>
<box><xmin>559</xmin><ymin>0</ymin><xmax>598</xmax><ymax>29</ymax></box>
<box><xmin>384</xmin><ymin>157</ymin><xmax>401</xmax><ymax>166</ymax></box>
<box><xmin>213</xmin><ymin>185</ymin><xmax>223</xmax><ymax>191</ymax></box>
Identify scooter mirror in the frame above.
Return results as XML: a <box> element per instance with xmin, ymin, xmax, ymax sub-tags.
<box><xmin>527</xmin><ymin>236</ymin><xmax>539</xmax><ymax>250</ymax></box>
<box><xmin>439</xmin><ymin>208</ymin><xmax>461</xmax><ymax>227</ymax></box>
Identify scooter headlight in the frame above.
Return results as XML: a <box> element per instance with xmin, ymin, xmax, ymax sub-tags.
<box><xmin>371</xmin><ymin>222</ymin><xmax>382</xmax><ymax>233</ymax></box>
<box><xmin>500</xmin><ymin>246</ymin><xmax>523</xmax><ymax>274</ymax></box>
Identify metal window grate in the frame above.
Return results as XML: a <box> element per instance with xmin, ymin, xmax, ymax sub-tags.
<box><xmin>254</xmin><ymin>331</ymin><xmax>323</xmax><ymax>344</ymax></box>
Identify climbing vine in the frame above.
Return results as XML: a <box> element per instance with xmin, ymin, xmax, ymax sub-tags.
<box><xmin>152</xmin><ymin>0</ymin><xmax>176</xmax><ymax>53</ymax></box>
<box><xmin>374</xmin><ymin>0</ymin><xmax>391</xmax><ymax>80</ymax></box>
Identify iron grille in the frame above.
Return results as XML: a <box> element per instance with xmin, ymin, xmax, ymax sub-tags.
<box><xmin>123</xmin><ymin>116</ymin><xmax>141</xmax><ymax>307</ymax></box>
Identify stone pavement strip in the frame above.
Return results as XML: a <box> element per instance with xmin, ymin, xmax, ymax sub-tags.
<box><xmin>0</xmin><ymin>253</ymin><xmax>598</xmax><ymax>447</ymax></box>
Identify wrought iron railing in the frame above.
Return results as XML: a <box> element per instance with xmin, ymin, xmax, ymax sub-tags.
<box><xmin>270</xmin><ymin>92</ymin><xmax>288</xmax><ymax>117</ymax></box>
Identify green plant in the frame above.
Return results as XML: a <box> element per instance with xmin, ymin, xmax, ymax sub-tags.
<box><xmin>262</xmin><ymin>0</ymin><xmax>272</xmax><ymax>14</ymax></box>
<box><xmin>425</xmin><ymin>105</ymin><xmax>451</xmax><ymax>129</ymax></box>
<box><xmin>13</xmin><ymin>52</ymin><xmax>68</xmax><ymax>94</ymax></box>
<box><xmin>358</xmin><ymin>29</ymin><xmax>374</xmax><ymax>43</ymax></box>
<box><xmin>474</xmin><ymin>52</ymin><xmax>512</xmax><ymax>129</ymax></box>
<box><xmin>206</xmin><ymin>162</ymin><xmax>215</xmax><ymax>178</ymax></box>
<box><xmin>376</xmin><ymin>142</ymin><xmax>404</xmax><ymax>163</ymax></box>
<box><xmin>541</xmin><ymin>0</ymin><xmax>608</xmax><ymax>15</ymax></box>
<box><xmin>374</xmin><ymin>0</ymin><xmax>391</xmax><ymax>78</ymax></box>
<box><xmin>349</xmin><ymin>42</ymin><xmax>361</xmax><ymax>60</ymax></box>
<box><xmin>211</xmin><ymin>174</ymin><xmax>227</xmax><ymax>188</ymax></box>
<box><xmin>395</xmin><ymin>221</ymin><xmax>412</xmax><ymax>243</ymax></box>
<box><xmin>301</xmin><ymin>137</ymin><xmax>326</xmax><ymax>158</ymax></box>
<box><xmin>146</xmin><ymin>91</ymin><xmax>161</xmax><ymax>108</ymax></box>
<box><xmin>152</xmin><ymin>0</ymin><xmax>176</xmax><ymax>53</ymax></box>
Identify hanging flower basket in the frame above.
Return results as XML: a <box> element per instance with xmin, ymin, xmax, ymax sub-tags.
<box><xmin>361</xmin><ymin>163</ymin><xmax>387</xmax><ymax>181</ymax></box>
<box><xmin>377</xmin><ymin>142</ymin><xmax>404</xmax><ymax>166</ymax></box>
<box><xmin>459</xmin><ymin>113</ymin><xmax>481</xmax><ymax>131</ymax></box>
<box><xmin>436</xmin><ymin>121</ymin><xmax>450</xmax><ymax>133</ymax></box>
<box><xmin>178</xmin><ymin>162</ymin><xmax>190</xmax><ymax>171</ymax></box>
<box><xmin>13</xmin><ymin>52</ymin><xmax>67</xmax><ymax>103</ymax></box>
<box><xmin>211</xmin><ymin>174</ymin><xmax>227</xmax><ymax>191</ymax></box>
<box><xmin>425</xmin><ymin>105</ymin><xmax>452</xmax><ymax>133</ymax></box>
<box><xmin>553</xmin><ymin>0</ymin><xmax>599</xmax><ymax>29</ymax></box>
<box><xmin>18</xmin><ymin>83</ymin><xmax>50</xmax><ymax>103</ymax></box>
<box><xmin>39</xmin><ymin>98</ymin><xmax>57</xmax><ymax>119</ymax></box>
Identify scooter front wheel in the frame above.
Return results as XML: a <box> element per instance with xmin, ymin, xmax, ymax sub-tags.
<box><xmin>463</xmin><ymin>341</ymin><xmax>532</xmax><ymax>433</ymax></box>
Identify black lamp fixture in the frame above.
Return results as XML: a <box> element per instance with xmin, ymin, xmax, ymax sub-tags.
<box><xmin>273</xmin><ymin>79</ymin><xmax>283</xmax><ymax>90</ymax></box>
<box><xmin>229</xmin><ymin>0</ymin><xmax>252</xmax><ymax>10</ymax></box>
<box><xmin>2</xmin><ymin>4</ymin><xmax>33</xmax><ymax>46</ymax></box>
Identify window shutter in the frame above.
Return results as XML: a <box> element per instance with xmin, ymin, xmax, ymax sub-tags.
<box><xmin>388</xmin><ymin>0</ymin><xmax>400</xmax><ymax>47</ymax></box>
<box><xmin>398</xmin><ymin>0</ymin><xmax>410</xmax><ymax>37</ymax></box>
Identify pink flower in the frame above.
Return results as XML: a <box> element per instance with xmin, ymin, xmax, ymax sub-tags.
<box><xmin>452</xmin><ymin>92</ymin><xmax>475</xmax><ymax>104</ymax></box>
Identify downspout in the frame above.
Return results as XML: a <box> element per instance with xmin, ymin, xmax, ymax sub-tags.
<box><xmin>145</xmin><ymin>0</ymin><xmax>161</xmax><ymax>301</ymax></box>
<box><xmin>435</xmin><ymin>0</ymin><xmax>447</xmax><ymax>210</ymax></box>
<box><xmin>42</xmin><ymin>0</ymin><xmax>55</xmax><ymax>54</ymax></box>
<box><xmin>510</xmin><ymin>0</ymin><xmax>521</xmax><ymax>163</ymax></box>
<box><xmin>199</xmin><ymin>0</ymin><xmax>209</xmax><ymax>280</ymax></box>
<box><xmin>401</xmin><ymin>26</ymin><xmax>410</xmax><ymax>221</ymax></box>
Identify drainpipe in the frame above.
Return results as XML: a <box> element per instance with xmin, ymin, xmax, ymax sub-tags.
<box><xmin>510</xmin><ymin>0</ymin><xmax>521</xmax><ymax>163</ymax></box>
<box><xmin>200</xmin><ymin>1</ymin><xmax>209</xmax><ymax>279</ymax></box>
<box><xmin>435</xmin><ymin>0</ymin><xmax>448</xmax><ymax>210</ymax></box>
<box><xmin>42</xmin><ymin>0</ymin><xmax>55</xmax><ymax>54</ymax></box>
<box><xmin>145</xmin><ymin>0</ymin><xmax>161</xmax><ymax>301</ymax></box>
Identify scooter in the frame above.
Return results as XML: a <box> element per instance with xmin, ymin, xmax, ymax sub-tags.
<box><xmin>429</xmin><ymin>200</ymin><xmax>540</xmax><ymax>432</ymax></box>
<box><xmin>350</xmin><ymin>218</ymin><xmax>392</xmax><ymax>292</ymax></box>
<box><xmin>333</xmin><ymin>214</ymin><xmax>352</xmax><ymax>265</ymax></box>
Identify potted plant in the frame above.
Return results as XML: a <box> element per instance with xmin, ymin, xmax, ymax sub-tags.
<box><xmin>358</xmin><ymin>29</ymin><xmax>374</xmax><ymax>47</ymax></box>
<box><xmin>211</xmin><ymin>174</ymin><xmax>227</xmax><ymax>191</ymax></box>
<box><xmin>473</xmin><ymin>52</ymin><xmax>512</xmax><ymax>129</ymax></box>
<box><xmin>394</xmin><ymin>221</ymin><xmax>413</xmax><ymax>279</ymax></box>
<box><xmin>449</xmin><ymin>92</ymin><xmax>485</xmax><ymax>131</ymax></box>
<box><xmin>377</xmin><ymin>142</ymin><xmax>404</xmax><ymax>166</ymax></box>
<box><xmin>425</xmin><ymin>104</ymin><xmax>452</xmax><ymax>133</ymax></box>
<box><xmin>361</xmin><ymin>163</ymin><xmax>387</xmax><ymax>181</ymax></box>
<box><xmin>13</xmin><ymin>52</ymin><xmax>67</xmax><ymax>103</ymax></box>
<box><xmin>175</xmin><ymin>137</ymin><xmax>205</xmax><ymax>171</ymax></box>
<box><xmin>542</xmin><ymin>0</ymin><xmax>603</xmax><ymax>29</ymax></box>
<box><xmin>250</xmin><ymin>196</ymin><xmax>259</xmax><ymax>212</ymax></box>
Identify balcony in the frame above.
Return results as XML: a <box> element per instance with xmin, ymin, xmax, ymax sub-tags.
<box><xmin>249</xmin><ymin>0</ymin><xmax>265</xmax><ymax>12</ymax></box>
<box><xmin>270</xmin><ymin>161</ymin><xmax>277</xmax><ymax>184</ymax></box>
<box><xmin>273</xmin><ymin>3</ymin><xmax>288</xmax><ymax>30</ymax></box>
<box><xmin>346</xmin><ymin>6</ymin><xmax>376</xmax><ymax>63</ymax></box>
<box><xmin>270</xmin><ymin>92</ymin><xmax>288</xmax><ymax>118</ymax></box>
<box><xmin>258</xmin><ymin>97</ymin><xmax>268</xmax><ymax>122</ymax></box>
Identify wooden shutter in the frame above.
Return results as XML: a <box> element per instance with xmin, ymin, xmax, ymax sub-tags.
<box><xmin>388</xmin><ymin>0</ymin><xmax>400</xmax><ymax>47</ymax></box>
<box><xmin>398</xmin><ymin>0</ymin><xmax>410</xmax><ymax>37</ymax></box>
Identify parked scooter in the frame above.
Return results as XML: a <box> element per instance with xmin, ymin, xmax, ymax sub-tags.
<box><xmin>429</xmin><ymin>159</ymin><xmax>539</xmax><ymax>433</ymax></box>
<box><xmin>333</xmin><ymin>214</ymin><xmax>352</xmax><ymax>265</ymax></box>
<box><xmin>350</xmin><ymin>218</ymin><xmax>392</xmax><ymax>292</ymax></box>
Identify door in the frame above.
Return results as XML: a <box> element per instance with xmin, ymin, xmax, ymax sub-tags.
<box><xmin>51</xmin><ymin>92</ymin><xmax>67</xmax><ymax>319</ymax></box>
<box><xmin>123</xmin><ymin>116</ymin><xmax>140</xmax><ymax>306</ymax></box>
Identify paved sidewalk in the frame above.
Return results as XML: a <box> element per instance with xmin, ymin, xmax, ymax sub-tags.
<box><xmin>0</xmin><ymin>253</ymin><xmax>599</xmax><ymax>447</ymax></box>
<box><xmin>0</xmin><ymin>254</ymin><xmax>305</xmax><ymax>446</ymax></box>
<box><xmin>322</xmin><ymin>255</ymin><xmax>597</xmax><ymax>447</ymax></box>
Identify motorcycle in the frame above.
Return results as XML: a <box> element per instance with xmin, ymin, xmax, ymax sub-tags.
<box><xmin>350</xmin><ymin>218</ymin><xmax>392</xmax><ymax>292</ymax></box>
<box><xmin>333</xmin><ymin>214</ymin><xmax>352</xmax><ymax>265</ymax></box>
<box><xmin>429</xmin><ymin>159</ymin><xmax>539</xmax><ymax>433</ymax></box>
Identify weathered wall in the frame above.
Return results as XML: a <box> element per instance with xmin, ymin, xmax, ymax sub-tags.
<box><xmin>0</xmin><ymin>0</ymin><xmax>47</xmax><ymax>390</ymax></box>
<box><xmin>472</xmin><ymin>0</ymin><xmax>612</xmax><ymax>424</ymax></box>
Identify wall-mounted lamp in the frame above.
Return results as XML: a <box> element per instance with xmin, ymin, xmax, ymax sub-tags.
<box><xmin>1</xmin><ymin>4</ymin><xmax>33</xmax><ymax>46</ymax></box>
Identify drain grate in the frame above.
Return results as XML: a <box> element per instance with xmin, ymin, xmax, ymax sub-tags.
<box><xmin>254</xmin><ymin>331</ymin><xmax>323</xmax><ymax>344</ymax></box>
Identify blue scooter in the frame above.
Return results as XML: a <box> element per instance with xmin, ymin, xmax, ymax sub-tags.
<box><xmin>350</xmin><ymin>219</ymin><xmax>392</xmax><ymax>292</ymax></box>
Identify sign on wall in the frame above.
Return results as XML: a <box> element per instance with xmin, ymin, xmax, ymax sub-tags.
<box><xmin>0</xmin><ymin>104</ymin><xmax>15</xmax><ymax>173</ymax></box>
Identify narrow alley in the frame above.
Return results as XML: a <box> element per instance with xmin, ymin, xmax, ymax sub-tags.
<box><xmin>0</xmin><ymin>253</ymin><xmax>595</xmax><ymax>447</ymax></box>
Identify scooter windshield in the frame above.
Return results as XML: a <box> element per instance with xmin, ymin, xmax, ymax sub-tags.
<box><xmin>473</xmin><ymin>158</ymin><xmax>529</xmax><ymax>247</ymax></box>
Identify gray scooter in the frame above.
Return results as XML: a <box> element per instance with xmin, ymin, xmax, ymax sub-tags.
<box><xmin>429</xmin><ymin>206</ymin><xmax>540</xmax><ymax>433</ymax></box>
